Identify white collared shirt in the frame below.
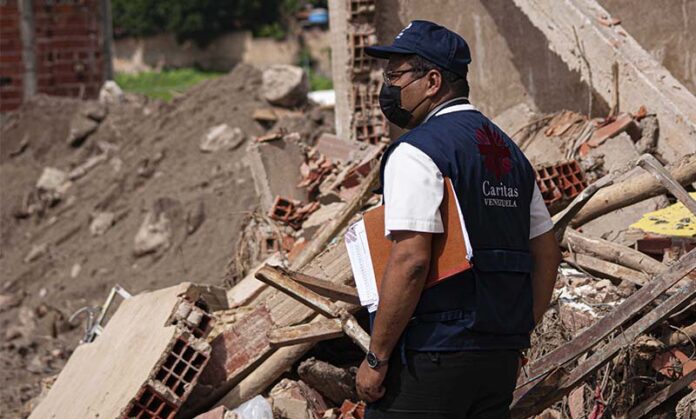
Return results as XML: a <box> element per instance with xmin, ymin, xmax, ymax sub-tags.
<box><xmin>383</xmin><ymin>101</ymin><xmax>553</xmax><ymax>240</ymax></box>
<box><xmin>423</xmin><ymin>96</ymin><xmax>472</xmax><ymax>123</ymax></box>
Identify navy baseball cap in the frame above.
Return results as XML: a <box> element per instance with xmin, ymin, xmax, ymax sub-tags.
<box><xmin>365</xmin><ymin>20</ymin><xmax>471</xmax><ymax>78</ymax></box>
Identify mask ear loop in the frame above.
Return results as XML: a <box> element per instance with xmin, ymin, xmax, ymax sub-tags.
<box><xmin>401</xmin><ymin>74</ymin><xmax>432</xmax><ymax>120</ymax></box>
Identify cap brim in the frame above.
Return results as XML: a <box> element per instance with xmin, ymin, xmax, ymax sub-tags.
<box><xmin>364</xmin><ymin>45</ymin><xmax>414</xmax><ymax>59</ymax></box>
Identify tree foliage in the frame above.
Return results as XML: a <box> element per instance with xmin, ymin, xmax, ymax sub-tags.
<box><xmin>112</xmin><ymin>0</ymin><xmax>287</xmax><ymax>46</ymax></box>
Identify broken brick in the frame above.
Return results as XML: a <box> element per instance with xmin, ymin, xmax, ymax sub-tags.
<box><xmin>586</xmin><ymin>113</ymin><xmax>635</xmax><ymax>148</ymax></box>
<box><xmin>339</xmin><ymin>400</ymin><xmax>365</xmax><ymax>419</ymax></box>
<box><xmin>652</xmin><ymin>348</ymin><xmax>696</xmax><ymax>390</ymax></box>
<box><xmin>269</xmin><ymin>196</ymin><xmax>297</xmax><ymax>224</ymax></box>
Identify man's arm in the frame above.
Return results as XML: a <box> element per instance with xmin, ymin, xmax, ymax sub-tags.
<box><xmin>529</xmin><ymin>230</ymin><xmax>562</xmax><ymax>324</ymax></box>
<box><xmin>355</xmin><ymin>230</ymin><xmax>432</xmax><ymax>402</ymax></box>
<box><xmin>371</xmin><ymin>230</ymin><xmax>432</xmax><ymax>358</ymax></box>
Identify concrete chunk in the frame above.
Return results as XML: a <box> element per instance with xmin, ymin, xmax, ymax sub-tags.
<box><xmin>247</xmin><ymin>137</ymin><xmax>308</xmax><ymax>213</ymax></box>
<box><xmin>29</xmin><ymin>283</ymin><xmax>213</xmax><ymax>419</ymax></box>
<box><xmin>89</xmin><ymin>211</ymin><xmax>115</xmax><ymax>236</ymax></box>
<box><xmin>36</xmin><ymin>167</ymin><xmax>70</xmax><ymax>195</ymax></box>
<box><xmin>199</xmin><ymin>124</ymin><xmax>245</xmax><ymax>153</ymax></box>
<box><xmin>314</xmin><ymin>133</ymin><xmax>361</xmax><ymax>163</ymax></box>
<box><xmin>269</xmin><ymin>379</ymin><xmax>328</xmax><ymax>419</ymax></box>
<box><xmin>492</xmin><ymin>102</ymin><xmax>539</xmax><ymax>139</ymax></box>
<box><xmin>133</xmin><ymin>197</ymin><xmax>183</xmax><ymax>257</ymax></box>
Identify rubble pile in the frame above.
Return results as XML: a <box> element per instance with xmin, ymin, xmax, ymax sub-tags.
<box><xmin>2</xmin><ymin>11</ymin><xmax>696</xmax><ymax>419</ymax></box>
<box><xmin>0</xmin><ymin>63</ymin><xmax>336</xmax><ymax>418</ymax></box>
<box><xmin>493</xmin><ymin>104</ymin><xmax>696</xmax><ymax>418</ymax></box>
<box><xmin>10</xmin><ymin>85</ymin><xmax>693</xmax><ymax>419</ymax></box>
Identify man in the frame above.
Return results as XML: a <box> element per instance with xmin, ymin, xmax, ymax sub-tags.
<box><xmin>355</xmin><ymin>21</ymin><xmax>562</xmax><ymax>418</ymax></box>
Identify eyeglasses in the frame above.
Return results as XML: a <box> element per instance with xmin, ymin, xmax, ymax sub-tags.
<box><xmin>382</xmin><ymin>67</ymin><xmax>420</xmax><ymax>86</ymax></box>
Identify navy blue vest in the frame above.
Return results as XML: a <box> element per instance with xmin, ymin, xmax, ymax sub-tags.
<box><xmin>375</xmin><ymin>102</ymin><xmax>537</xmax><ymax>352</ymax></box>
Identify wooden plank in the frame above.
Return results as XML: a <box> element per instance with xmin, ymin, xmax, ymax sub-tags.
<box><xmin>625</xmin><ymin>369</ymin><xmax>696</xmax><ymax>419</ymax></box>
<box><xmin>189</xmin><ymin>243</ymin><xmax>355</xmax><ymax>414</ymax></box>
<box><xmin>512</xmin><ymin>275</ymin><xmax>696</xmax><ymax>417</ymax></box>
<box><xmin>259</xmin><ymin>266</ymin><xmax>369</xmax><ymax>352</ymax></box>
<box><xmin>526</xmin><ymin>248</ymin><xmax>696</xmax><ymax>380</ymax></box>
<box><xmin>572</xmin><ymin>154</ymin><xmax>696</xmax><ymax>226</ymax></box>
<box><xmin>563</xmin><ymin>253</ymin><xmax>649</xmax><ymax>286</ymax></box>
<box><xmin>290</xmin><ymin>271</ymin><xmax>360</xmax><ymax>306</ymax></box>
<box><xmin>564</xmin><ymin>229</ymin><xmax>666</xmax><ymax>275</ymax></box>
<box><xmin>262</xmin><ymin>251</ymin><xmax>354</xmax><ymax>328</ymax></box>
<box><xmin>637</xmin><ymin>154</ymin><xmax>696</xmax><ymax>217</ymax></box>
<box><xmin>341</xmin><ymin>314</ymin><xmax>370</xmax><ymax>353</ymax></box>
<box><xmin>268</xmin><ymin>318</ymin><xmax>345</xmax><ymax>347</ymax></box>
<box><xmin>256</xmin><ymin>265</ymin><xmax>342</xmax><ymax>318</ymax></box>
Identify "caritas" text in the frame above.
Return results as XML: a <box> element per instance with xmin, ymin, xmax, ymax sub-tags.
<box><xmin>482</xmin><ymin>180</ymin><xmax>519</xmax><ymax>208</ymax></box>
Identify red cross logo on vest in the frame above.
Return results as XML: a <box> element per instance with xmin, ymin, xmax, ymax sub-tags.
<box><xmin>475</xmin><ymin>124</ymin><xmax>512</xmax><ymax>180</ymax></box>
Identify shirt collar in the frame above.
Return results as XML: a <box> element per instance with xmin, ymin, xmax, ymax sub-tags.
<box><xmin>423</xmin><ymin>96</ymin><xmax>470</xmax><ymax>124</ymax></box>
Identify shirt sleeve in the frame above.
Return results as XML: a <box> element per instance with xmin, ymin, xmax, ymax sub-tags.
<box><xmin>383</xmin><ymin>143</ymin><xmax>444</xmax><ymax>239</ymax></box>
<box><xmin>529</xmin><ymin>183</ymin><xmax>553</xmax><ymax>239</ymax></box>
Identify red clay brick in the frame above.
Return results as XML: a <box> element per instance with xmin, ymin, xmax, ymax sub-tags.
<box><xmin>200</xmin><ymin>305</ymin><xmax>274</xmax><ymax>386</ymax></box>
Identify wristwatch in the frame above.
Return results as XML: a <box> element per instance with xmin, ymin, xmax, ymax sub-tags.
<box><xmin>366</xmin><ymin>351</ymin><xmax>388</xmax><ymax>369</ymax></box>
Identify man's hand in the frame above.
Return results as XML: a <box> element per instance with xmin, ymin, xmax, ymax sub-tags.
<box><xmin>356</xmin><ymin>359</ymin><xmax>388</xmax><ymax>402</ymax></box>
<box><xmin>356</xmin><ymin>231</ymin><xmax>431</xmax><ymax>403</ymax></box>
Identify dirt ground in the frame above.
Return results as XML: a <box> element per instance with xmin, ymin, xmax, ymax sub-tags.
<box><xmin>0</xmin><ymin>64</ymin><xmax>333</xmax><ymax>418</ymax></box>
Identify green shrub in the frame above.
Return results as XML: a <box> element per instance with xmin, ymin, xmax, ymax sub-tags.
<box><xmin>112</xmin><ymin>0</ymin><xmax>287</xmax><ymax>47</ymax></box>
<box><xmin>115</xmin><ymin>68</ymin><xmax>223</xmax><ymax>101</ymax></box>
<box><xmin>309</xmin><ymin>71</ymin><xmax>332</xmax><ymax>91</ymax></box>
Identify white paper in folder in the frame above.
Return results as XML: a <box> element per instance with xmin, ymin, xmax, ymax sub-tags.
<box><xmin>344</xmin><ymin>219</ymin><xmax>379</xmax><ymax>312</ymax></box>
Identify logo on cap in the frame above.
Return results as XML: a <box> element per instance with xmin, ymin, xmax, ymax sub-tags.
<box><xmin>396</xmin><ymin>22</ymin><xmax>413</xmax><ymax>40</ymax></box>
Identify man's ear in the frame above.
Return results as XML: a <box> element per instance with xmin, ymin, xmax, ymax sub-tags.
<box><xmin>425</xmin><ymin>69</ymin><xmax>443</xmax><ymax>98</ymax></box>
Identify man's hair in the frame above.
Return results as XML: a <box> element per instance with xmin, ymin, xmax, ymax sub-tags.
<box><xmin>405</xmin><ymin>54</ymin><xmax>470</xmax><ymax>97</ymax></box>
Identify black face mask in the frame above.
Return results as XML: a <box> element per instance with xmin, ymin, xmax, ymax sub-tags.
<box><xmin>378</xmin><ymin>77</ymin><xmax>428</xmax><ymax>129</ymax></box>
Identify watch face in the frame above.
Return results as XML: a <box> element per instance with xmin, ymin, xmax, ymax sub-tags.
<box><xmin>367</xmin><ymin>352</ymin><xmax>378</xmax><ymax>367</ymax></box>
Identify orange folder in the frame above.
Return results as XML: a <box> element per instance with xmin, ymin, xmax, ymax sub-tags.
<box><xmin>362</xmin><ymin>178</ymin><xmax>472</xmax><ymax>291</ymax></box>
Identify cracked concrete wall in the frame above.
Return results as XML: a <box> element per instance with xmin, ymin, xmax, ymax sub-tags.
<box><xmin>601</xmin><ymin>0</ymin><xmax>696</xmax><ymax>95</ymax></box>
<box><xmin>377</xmin><ymin>0</ymin><xmax>694</xmax><ymax>119</ymax></box>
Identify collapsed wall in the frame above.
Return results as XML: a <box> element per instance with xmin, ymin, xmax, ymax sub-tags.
<box><xmin>375</xmin><ymin>0</ymin><xmax>696</xmax><ymax>160</ymax></box>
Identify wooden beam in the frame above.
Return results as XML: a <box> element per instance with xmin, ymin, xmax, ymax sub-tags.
<box><xmin>512</xmin><ymin>274</ymin><xmax>696</xmax><ymax>417</ymax></box>
<box><xmin>268</xmin><ymin>318</ymin><xmax>344</xmax><ymax>347</ymax></box>
<box><xmin>525</xmin><ymin>249</ymin><xmax>696</xmax><ymax>381</ymax></box>
<box><xmin>258</xmin><ymin>266</ymin><xmax>369</xmax><ymax>352</ymax></box>
<box><xmin>638</xmin><ymin>154</ymin><xmax>696</xmax><ymax>216</ymax></box>
<box><xmin>563</xmin><ymin>253</ymin><xmax>650</xmax><ymax>286</ymax></box>
<box><xmin>186</xmin><ymin>244</ymin><xmax>353</xmax><ymax>414</ymax></box>
<box><xmin>341</xmin><ymin>313</ymin><xmax>370</xmax><ymax>353</ymax></box>
<box><xmin>625</xmin><ymin>369</ymin><xmax>696</xmax><ymax>418</ymax></box>
<box><xmin>255</xmin><ymin>265</ymin><xmax>341</xmax><ymax>319</ymax></box>
<box><xmin>564</xmin><ymin>229</ymin><xmax>666</xmax><ymax>276</ymax></box>
<box><xmin>572</xmin><ymin>154</ymin><xmax>696</xmax><ymax>226</ymax></box>
<box><xmin>290</xmin><ymin>271</ymin><xmax>360</xmax><ymax>306</ymax></box>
